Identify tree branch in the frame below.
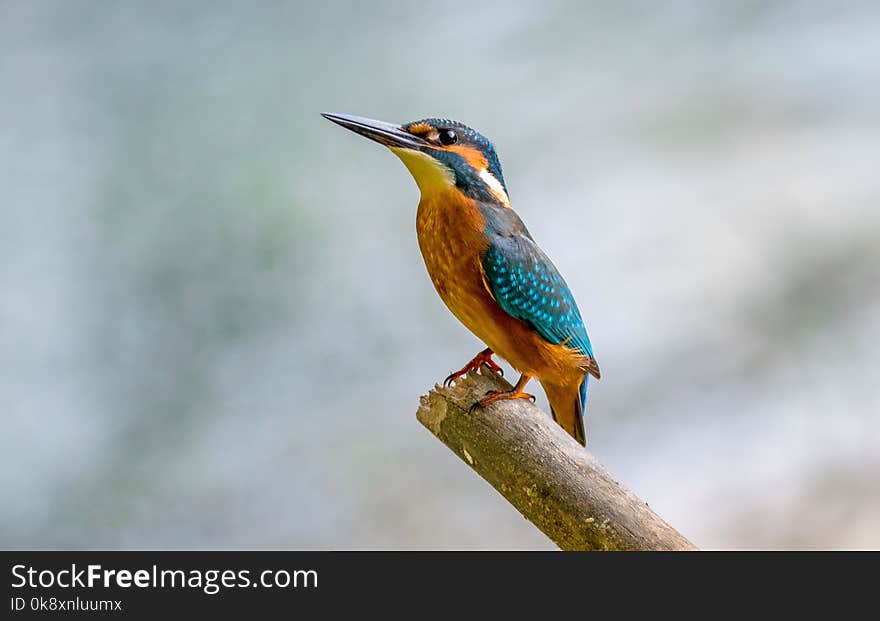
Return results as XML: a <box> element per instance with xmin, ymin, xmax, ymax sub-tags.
<box><xmin>416</xmin><ymin>368</ymin><xmax>697</xmax><ymax>551</ymax></box>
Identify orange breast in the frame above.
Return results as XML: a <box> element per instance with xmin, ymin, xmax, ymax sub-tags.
<box><xmin>416</xmin><ymin>191</ymin><xmax>581</xmax><ymax>384</ymax></box>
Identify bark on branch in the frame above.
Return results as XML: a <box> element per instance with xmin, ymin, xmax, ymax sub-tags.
<box><xmin>416</xmin><ymin>368</ymin><xmax>697</xmax><ymax>551</ymax></box>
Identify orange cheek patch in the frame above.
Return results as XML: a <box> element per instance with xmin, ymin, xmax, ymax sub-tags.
<box><xmin>448</xmin><ymin>145</ymin><xmax>488</xmax><ymax>170</ymax></box>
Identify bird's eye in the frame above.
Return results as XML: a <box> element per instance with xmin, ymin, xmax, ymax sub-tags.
<box><xmin>439</xmin><ymin>129</ymin><xmax>458</xmax><ymax>146</ymax></box>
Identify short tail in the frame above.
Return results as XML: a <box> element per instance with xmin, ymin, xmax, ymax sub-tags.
<box><xmin>544</xmin><ymin>376</ymin><xmax>589</xmax><ymax>447</ymax></box>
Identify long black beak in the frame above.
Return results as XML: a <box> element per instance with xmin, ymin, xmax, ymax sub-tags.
<box><xmin>321</xmin><ymin>113</ymin><xmax>427</xmax><ymax>150</ymax></box>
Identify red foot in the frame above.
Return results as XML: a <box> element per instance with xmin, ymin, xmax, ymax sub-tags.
<box><xmin>443</xmin><ymin>348</ymin><xmax>504</xmax><ymax>387</ymax></box>
<box><xmin>468</xmin><ymin>374</ymin><xmax>535</xmax><ymax>413</ymax></box>
<box><xmin>469</xmin><ymin>390</ymin><xmax>535</xmax><ymax>413</ymax></box>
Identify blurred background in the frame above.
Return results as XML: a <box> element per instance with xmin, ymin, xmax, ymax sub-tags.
<box><xmin>2</xmin><ymin>0</ymin><xmax>878</xmax><ymax>550</ymax></box>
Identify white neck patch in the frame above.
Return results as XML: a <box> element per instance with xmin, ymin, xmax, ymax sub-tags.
<box><xmin>479</xmin><ymin>168</ymin><xmax>510</xmax><ymax>207</ymax></box>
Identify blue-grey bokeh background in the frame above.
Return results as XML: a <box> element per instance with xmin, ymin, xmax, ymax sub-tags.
<box><xmin>2</xmin><ymin>1</ymin><xmax>878</xmax><ymax>549</ymax></box>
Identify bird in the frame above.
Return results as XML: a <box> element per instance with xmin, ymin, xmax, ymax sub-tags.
<box><xmin>322</xmin><ymin>113</ymin><xmax>600</xmax><ymax>446</ymax></box>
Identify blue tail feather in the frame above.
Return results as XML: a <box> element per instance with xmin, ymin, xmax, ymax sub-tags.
<box><xmin>579</xmin><ymin>375</ymin><xmax>589</xmax><ymax>413</ymax></box>
<box><xmin>573</xmin><ymin>375</ymin><xmax>588</xmax><ymax>446</ymax></box>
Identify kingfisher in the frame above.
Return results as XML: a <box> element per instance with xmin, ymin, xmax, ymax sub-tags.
<box><xmin>322</xmin><ymin>113</ymin><xmax>600</xmax><ymax>446</ymax></box>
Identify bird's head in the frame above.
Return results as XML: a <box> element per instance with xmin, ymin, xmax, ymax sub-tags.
<box><xmin>322</xmin><ymin>113</ymin><xmax>509</xmax><ymax>207</ymax></box>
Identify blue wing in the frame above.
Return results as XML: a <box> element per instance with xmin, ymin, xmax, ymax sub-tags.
<box><xmin>481</xmin><ymin>234</ymin><xmax>599</xmax><ymax>377</ymax></box>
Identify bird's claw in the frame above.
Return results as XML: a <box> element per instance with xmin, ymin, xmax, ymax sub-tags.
<box><xmin>443</xmin><ymin>349</ymin><xmax>503</xmax><ymax>388</ymax></box>
<box><xmin>468</xmin><ymin>389</ymin><xmax>536</xmax><ymax>413</ymax></box>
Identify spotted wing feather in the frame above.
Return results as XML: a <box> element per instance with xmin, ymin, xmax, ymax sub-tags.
<box><xmin>481</xmin><ymin>234</ymin><xmax>599</xmax><ymax>378</ymax></box>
